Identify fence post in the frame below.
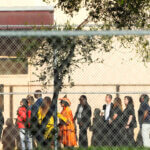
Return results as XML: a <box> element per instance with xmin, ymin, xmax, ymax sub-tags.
<box><xmin>54</xmin><ymin>49</ymin><xmax>58</xmax><ymax>150</ymax></box>
<box><xmin>116</xmin><ymin>85</ymin><xmax>120</xmax><ymax>97</ymax></box>
<box><xmin>9</xmin><ymin>86</ymin><xmax>13</xmax><ymax>119</ymax></box>
<box><xmin>0</xmin><ymin>84</ymin><xmax>4</xmax><ymax>111</ymax></box>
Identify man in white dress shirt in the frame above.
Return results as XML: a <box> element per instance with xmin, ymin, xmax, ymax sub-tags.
<box><xmin>102</xmin><ymin>94</ymin><xmax>113</xmax><ymax>146</ymax></box>
<box><xmin>104</xmin><ymin>96</ymin><xmax>112</xmax><ymax>121</ymax></box>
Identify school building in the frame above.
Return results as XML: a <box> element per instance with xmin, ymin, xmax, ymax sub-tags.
<box><xmin>0</xmin><ymin>1</ymin><xmax>150</xmax><ymax>145</ymax></box>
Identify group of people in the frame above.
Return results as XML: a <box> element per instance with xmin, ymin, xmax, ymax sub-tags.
<box><xmin>16</xmin><ymin>90</ymin><xmax>77</xmax><ymax>150</ymax></box>
<box><xmin>0</xmin><ymin>91</ymin><xmax>150</xmax><ymax>149</ymax></box>
<box><xmin>89</xmin><ymin>95</ymin><xmax>137</xmax><ymax>147</ymax></box>
<box><xmin>86</xmin><ymin>94</ymin><xmax>150</xmax><ymax>148</ymax></box>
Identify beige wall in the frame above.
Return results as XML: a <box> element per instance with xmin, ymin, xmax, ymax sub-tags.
<box><xmin>0</xmin><ymin>0</ymin><xmax>150</xmax><ymax>147</ymax></box>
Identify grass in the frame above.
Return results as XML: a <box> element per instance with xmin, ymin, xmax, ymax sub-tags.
<box><xmin>34</xmin><ymin>146</ymin><xmax>150</xmax><ymax>150</ymax></box>
<box><xmin>63</xmin><ymin>147</ymin><xmax>150</xmax><ymax>150</ymax></box>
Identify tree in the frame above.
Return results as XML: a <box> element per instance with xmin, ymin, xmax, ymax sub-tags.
<box><xmin>17</xmin><ymin>0</ymin><xmax>150</xmax><ymax>147</ymax></box>
<box><xmin>47</xmin><ymin>0</ymin><xmax>150</xmax><ymax>29</ymax></box>
<box><xmin>35</xmin><ymin>0</ymin><xmax>150</xmax><ymax>95</ymax></box>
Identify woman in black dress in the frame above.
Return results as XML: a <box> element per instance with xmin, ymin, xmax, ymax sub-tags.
<box><xmin>122</xmin><ymin>96</ymin><xmax>137</xmax><ymax>146</ymax></box>
<box><xmin>109</xmin><ymin>97</ymin><xmax>123</xmax><ymax>146</ymax></box>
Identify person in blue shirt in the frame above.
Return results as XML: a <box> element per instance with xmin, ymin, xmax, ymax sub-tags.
<box><xmin>32</xmin><ymin>90</ymin><xmax>43</xmax><ymax>115</ymax></box>
<box><xmin>30</xmin><ymin>90</ymin><xmax>43</xmax><ymax>139</ymax></box>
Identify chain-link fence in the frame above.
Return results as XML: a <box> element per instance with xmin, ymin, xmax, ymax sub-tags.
<box><xmin>0</xmin><ymin>30</ymin><xmax>150</xmax><ymax>150</ymax></box>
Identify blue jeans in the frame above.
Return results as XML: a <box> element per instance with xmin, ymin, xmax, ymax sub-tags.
<box><xmin>19</xmin><ymin>128</ymin><xmax>33</xmax><ymax>150</ymax></box>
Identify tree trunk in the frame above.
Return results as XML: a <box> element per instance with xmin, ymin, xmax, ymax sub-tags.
<box><xmin>53</xmin><ymin>67</ymin><xmax>62</xmax><ymax>150</ymax></box>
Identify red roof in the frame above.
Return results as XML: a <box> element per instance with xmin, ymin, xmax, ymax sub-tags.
<box><xmin>0</xmin><ymin>7</ymin><xmax>54</xmax><ymax>56</ymax></box>
<box><xmin>0</xmin><ymin>6</ymin><xmax>54</xmax><ymax>29</ymax></box>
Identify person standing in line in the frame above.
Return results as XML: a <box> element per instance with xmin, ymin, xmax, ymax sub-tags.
<box><xmin>37</xmin><ymin>96</ymin><xmax>67</xmax><ymax>148</ymax></box>
<box><xmin>136</xmin><ymin>94</ymin><xmax>149</xmax><ymax>146</ymax></box>
<box><xmin>30</xmin><ymin>90</ymin><xmax>43</xmax><ymax>136</ymax></box>
<box><xmin>109</xmin><ymin>97</ymin><xmax>123</xmax><ymax>146</ymax></box>
<box><xmin>74</xmin><ymin>95</ymin><xmax>91</xmax><ymax>148</ymax></box>
<box><xmin>122</xmin><ymin>96</ymin><xmax>137</xmax><ymax>146</ymax></box>
<box><xmin>16</xmin><ymin>100</ymin><xmax>24</xmax><ymax>150</ymax></box>
<box><xmin>2</xmin><ymin>118</ymin><xmax>17</xmax><ymax>150</ymax></box>
<box><xmin>17</xmin><ymin>98</ymin><xmax>33</xmax><ymax>150</ymax></box>
<box><xmin>26</xmin><ymin>95</ymin><xmax>35</xmax><ymax>148</ymax></box>
<box><xmin>102</xmin><ymin>94</ymin><xmax>113</xmax><ymax>146</ymax></box>
<box><xmin>59</xmin><ymin>96</ymin><xmax>77</xmax><ymax>148</ymax></box>
<box><xmin>90</xmin><ymin>108</ymin><xmax>104</xmax><ymax>147</ymax></box>
<box><xmin>31</xmin><ymin>90</ymin><xmax>43</xmax><ymax>115</ymax></box>
<box><xmin>0</xmin><ymin>107</ymin><xmax>4</xmax><ymax>139</ymax></box>
<box><xmin>139</xmin><ymin>94</ymin><xmax>150</xmax><ymax>147</ymax></box>
<box><xmin>37</xmin><ymin>96</ymin><xmax>55</xmax><ymax>147</ymax></box>
<box><xmin>27</xmin><ymin>95</ymin><xmax>34</xmax><ymax>109</ymax></box>
<box><xmin>27</xmin><ymin>95</ymin><xmax>35</xmax><ymax>127</ymax></box>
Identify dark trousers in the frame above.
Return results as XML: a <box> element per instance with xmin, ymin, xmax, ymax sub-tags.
<box><xmin>122</xmin><ymin>127</ymin><xmax>135</xmax><ymax>146</ymax></box>
<box><xmin>79</xmin><ymin>126</ymin><xmax>88</xmax><ymax>148</ymax></box>
<box><xmin>102</xmin><ymin>121</ymin><xmax>112</xmax><ymax>146</ymax></box>
<box><xmin>136</xmin><ymin>128</ymin><xmax>143</xmax><ymax>146</ymax></box>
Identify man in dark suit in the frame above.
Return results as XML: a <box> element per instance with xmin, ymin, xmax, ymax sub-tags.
<box><xmin>74</xmin><ymin>95</ymin><xmax>91</xmax><ymax>148</ymax></box>
<box><xmin>102</xmin><ymin>94</ymin><xmax>113</xmax><ymax>146</ymax></box>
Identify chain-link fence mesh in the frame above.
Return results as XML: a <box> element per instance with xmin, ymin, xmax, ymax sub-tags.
<box><xmin>0</xmin><ymin>30</ymin><xmax>150</xmax><ymax>149</ymax></box>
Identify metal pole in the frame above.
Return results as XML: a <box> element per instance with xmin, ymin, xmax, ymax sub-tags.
<box><xmin>116</xmin><ymin>85</ymin><xmax>120</xmax><ymax>97</ymax></box>
<box><xmin>9</xmin><ymin>86</ymin><xmax>13</xmax><ymax>119</ymax></box>
<box><xmin>54</xmin><ymin>48</ymin><xmax>58</xmax><ymax>150</ymax></box>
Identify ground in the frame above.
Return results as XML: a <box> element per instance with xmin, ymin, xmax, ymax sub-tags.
<box><xmin>61</xmin><ymin>147</ymin><xmax>150</xmax><ymax>150</ymax></box>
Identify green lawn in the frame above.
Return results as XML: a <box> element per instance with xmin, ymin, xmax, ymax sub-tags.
<box><xmin>35</xmin><ymin>146</ymin><xmax>150</xmax><ymax>150</ymax></box>
<box><xmin>76</xmin><ymin>147</ymin><xmax>150</xmax><ymax>150</ymax></box>
<box><xmin>65</xmin><ymin>147</ymin><xmax>150</xmax><ymax>150</ymax></box>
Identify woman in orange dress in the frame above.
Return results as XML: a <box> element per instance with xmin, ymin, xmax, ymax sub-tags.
<box><xmin>59</xmin><ymin>97</ymin><xmax>77</xmax><ymax>148</ymax></box>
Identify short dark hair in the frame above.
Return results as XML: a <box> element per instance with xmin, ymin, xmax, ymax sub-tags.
<box><xmin>139</xmin><ymin>94</ymin><xmax>149</xmax><ymax>103</ymax></box>
<box><xmin>6</xmin><ymin>118</ymin><xmax>13</xmax><ymax>127</ymax></box>
<box><xmin>34</xmin><ymin>90</ymin><xmax>42</xmax><ymax>99</ymax></box>
<box><xmin>106</xmin><ymin>94</ymin><xmax>112</xmax><ymax>100</ymax></box>
<box><xmin>94</xmin><ymin>108</ymin><xmax>101</xmax><ymax>116</ymax></box>
<box><xmin>80</xmin><ymin>95</ymin><xmax>87</xmax><ymax>100</ymax></box>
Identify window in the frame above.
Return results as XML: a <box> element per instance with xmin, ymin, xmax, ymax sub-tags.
<box><xmin>0</xmin><ymin>58</ymin><xmax>28</xmax><ymax>75</ymax></box>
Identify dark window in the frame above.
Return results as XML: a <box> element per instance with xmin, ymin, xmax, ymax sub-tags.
<box><xmin>0</xmin><ymin>58</ymin><xmax>28</xmax><ymax>75</ymax></box>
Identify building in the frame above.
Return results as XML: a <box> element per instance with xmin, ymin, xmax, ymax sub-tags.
<box><xmin>0</xmin><ymin>1</ymin><xmax>150</xmax><ymax>146</ymax></box>
<box><xmin>0</xmin><ymin>6</ymin><xmax>54</xmax><ymax>120</ymax></box>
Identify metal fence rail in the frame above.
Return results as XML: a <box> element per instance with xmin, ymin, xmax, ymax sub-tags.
<box><xmin>0</xmin><ymin>30</ymin><xmax>149</xmax><ymax>150</ymax></box>
<box><xmin>0</xmin><ymin>30</ymin><xmax>149</xmax><ymax>37</ymax></box>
